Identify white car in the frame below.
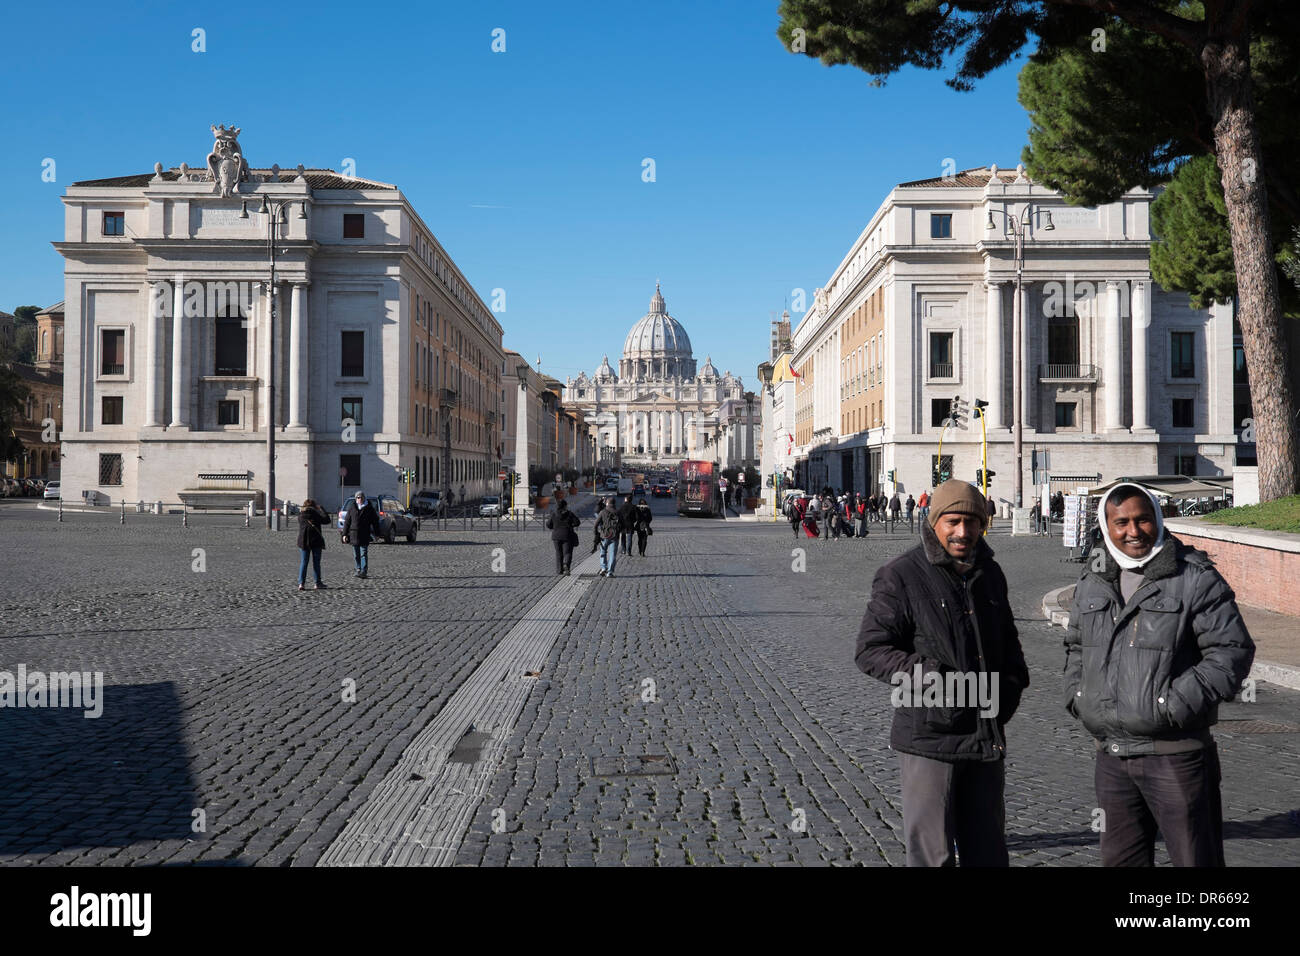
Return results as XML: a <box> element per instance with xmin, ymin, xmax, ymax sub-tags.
<box><xmin>479</xmin><ymin>495</ymin><xmax>503</xmax><ymax>517</ymax></box>
<box><xmin>43</xmin><ymin>481</ymin><xmax>61</xmax><ymax>501</ymax></box>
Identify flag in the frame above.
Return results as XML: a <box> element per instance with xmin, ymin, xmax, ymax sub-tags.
<box><xmin>790</xmin><ymin>367</ymin><xmax>802</xmax><ymax>379</ymax></box>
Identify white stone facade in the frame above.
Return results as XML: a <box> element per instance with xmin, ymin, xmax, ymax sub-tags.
<box><xmin>788</xmin><ymin>165</ymin><xmax>1241</xmax><ymax>506</ymax></box>
<box><xmin>56</xmin><ymin>139</ymin><xmax>504</xmax><ymax>509</ymax></box>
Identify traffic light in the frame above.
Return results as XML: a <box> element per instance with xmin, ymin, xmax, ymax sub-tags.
<box><xmin>973</xmin><ymin>398</ymin><xmax>989</xmax><ymax>420</ymax></box>
<box><xmin>932</xmin><ymin>466</ymin><xmax>940</xmax><ymax>486</ymax></box>
<box><xmin>949</xmin><ymin>395</ymin><xmax>967</xmax><ymax>428</ymax></box>
<box><xmin>887</xmin><ymin>469</ymin><xmax>896</xmax><ymax>484</ymax></box>
<box><xmin>984</xmin><ymin>469</ymin><xmax>995</xmax><ymax>484</ymax></box>
<box><xmin>976</xmin><ymin>468</ymin><xmax>983</xmax><ymax>486</ymax></box>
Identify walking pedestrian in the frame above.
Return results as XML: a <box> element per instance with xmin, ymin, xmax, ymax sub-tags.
<box><xmin>634</xmin><ymin>496</ymin><xmax>653</xmax><ymax>556</ymax></box>
<box><xmin>803</xmin><ymin>494</ymin><xmax>820</xmax><ymax>539</ymax></box>
<box><xmin>917</xmin><ymin>489</ymin><xmax>930</xmax><ymax>525</ymax></box>
<box><xmin>856</xmin><ymin>494</ymin><xmax>869</xmax><ymax>538</ymax></box>
<box><xmin>591</xmin><ymin>497</ymin><xmax>606</xmax><ymax>554</ymax></box>
<box><xmin>889</xmin><ymin>491</ymin><xmax>902</xmax><ymax>526</ymax></box>
<box><xmin>868</xmin><ymin>494</ymin><xmax>879</xmax><ymax>523</ymax></box>
<box><xmin>821</xmin><ymin>494</ymin><xmax>834</xmax><ymax>539</ymax></box>
<box><xmin>341</xmin><ymin>490</ymin><xmax>379</xmax><ymax>579</ymax></box>
<box><xmin>986</xmin><ymin>495</ymin><xmax>997</xmax><ymax>525</ymax></box>
<box><xmin>855</xmin><ymin>480</ymin><xmax>1030</xmax><ymax>866</ymax></box>
<box><xmin>545</xmin><ymin>498</ymin><xmax>581</xmax><ymax>575</ymax></box>
<box><xmin>1064</xmin><ymin>483</ymin><xmax>1255</xmax><ymax>867</ymax></box>
<box><xmin>296</xmin><ymin>498</ymin><xmax>329</xmax><ymax>590</ymax></box>
<box><xmin>905</xmin><ymin>494</ymin><xmax>916</xmax><ymax>524</ymax></box>
<box><xmin>596</xmin><ymin>499</ymin><xmax>621</xmax><ymax>577</ymax></box>
<box><xmin>790</xmin><ymin>494</ymin><xmax>804</xmax><ymax>538</ymax></box>
<box><xmin>618</xmin><ymin>495</ymin><xmax>637</xmax><ymax>555</ymax></box>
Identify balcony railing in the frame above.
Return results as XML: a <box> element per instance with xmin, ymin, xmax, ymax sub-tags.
<box><xmin>1039</xmin><ymin>364</ymin><xmax>1099</xmax><ymax>382</ymax></box>
<box><xmin>929</xmin><ymin>362</ymin><xmax>953</xmax><ymax>378</ymax></box>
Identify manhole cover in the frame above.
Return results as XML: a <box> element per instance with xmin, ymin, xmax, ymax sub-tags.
<box><xmin>1219</xmin><ymin>720</ymin><xmax>1300</xmax><ymax>734</ymax></box>
<box><xmin>592</xmin><ymin>754</ymin><xmax>678</xmax><ymax>777</ymax></box>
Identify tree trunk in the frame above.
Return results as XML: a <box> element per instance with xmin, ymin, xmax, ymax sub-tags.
<box><xmin>1202</xmin><ymin>31</ymin><xmax>1299</xmax><ymax>501</ymax></box>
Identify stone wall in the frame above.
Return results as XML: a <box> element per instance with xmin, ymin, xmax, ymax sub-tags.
<box><xmin>1165</xmin><ymin>519</ymin><xmax>1300</xmax><ymax>616</ymax></box>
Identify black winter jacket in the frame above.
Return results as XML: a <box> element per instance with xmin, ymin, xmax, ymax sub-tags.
<box><xmin>1064</xmin><ymin>535</ymin><xmax>1255</xmax><ymax>756</ymax></box>
<box><xmin>342</xmin><ymin>500</ymin><xmax>380</xmax><ymax>545</ymax></box>
<box><xmin>296</xmin><ymin>505</ymin><xmax>328</xmax><ymax>551</ymax></box>
<box><xmin>856</xmin><ymin>521</ymin><xmax>1030</xmax><ymax>762</ymax></box>
<box><xmin>546</xmin><ymin>507</ymin><xmax>580</xmax><ymax>542</ymax></box>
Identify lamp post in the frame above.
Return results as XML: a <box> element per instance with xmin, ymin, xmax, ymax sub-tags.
<box><xmin>241</xmin><ymin>194</ymin><xmax>307</xmax><ymax>528</ymax></box>
<box><xmin>986</xmin><ymin>203</ymin><xmax>1053</xmax><ymax>511</ymax></box>
<box><xmin>440</xmin><ymin>387</ymin><xmax>456</xmax><ymax>515</ymax></box>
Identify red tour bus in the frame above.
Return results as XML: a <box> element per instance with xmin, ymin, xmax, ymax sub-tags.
<box><xmin>677</xmin><ymin>459</ymin><xmax>721</xmax><ymax>517</ymax></box>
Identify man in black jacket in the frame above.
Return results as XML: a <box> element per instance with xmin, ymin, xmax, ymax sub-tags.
<box><xmin>1065</xmin><ymin>483</ymin><xmax>1254</xmax><ymax>866</ymax></box>
<box><xmin>545</xmin><ymin>499</ymin><xmax>581</xmax><ymax>575</ymax></box>
<box><xmin>341</xmin><ymin>490</ymin><xmax>380</xmax><ymax>579</ymax></box>
<box><xmin>856</xmin><ymin>480</ymin><xmax>1030</xmax><ymax>866</ymax></box>
<box><xmin>617</xmin><ymin>496</ymin><xmax>637</xmax><ymax>556</ymax></box>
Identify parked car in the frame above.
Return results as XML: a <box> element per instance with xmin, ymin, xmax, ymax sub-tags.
<box><xmin>651</xmin><ymin>483</ymin><xmax>670</xmax><ymax>498</ymax></box>
<box><xmin>22</xmin><ymin>478</ymin><xmax>43</xmax><ymax>496</ymax></box>
<box><xmin>479</xmin><ymin>495</ymin><xmax>503</xmax><ymax>517</ymax></box>
<box><xmin>411</xmin><ymin>489</ymin><xmax>446</xmax><ymax>517</ymax></box>
<box><xmin>337</xmin><ymin>494</ymin><xmax>419</xmax><ymax>543</ymax></box>
<box><xmin>43</xmin><ymin>480</ymin><xmax>61</xmax><ymax>501</ymax></box>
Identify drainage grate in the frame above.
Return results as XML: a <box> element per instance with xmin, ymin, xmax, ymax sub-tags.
<box><xmin>1218</xmin><ymin>720</ymin><xmax>1300</xmax><ymax>734</ymax></box>
<box><xmin>592</xmin><ymin>754</ymin><xmax>678</xmax><ymax>777</ymax></box>
<box><xmin>448</xmin><ymin>730</ymin><xmax>493</xmax><ymax>764</ymax></box>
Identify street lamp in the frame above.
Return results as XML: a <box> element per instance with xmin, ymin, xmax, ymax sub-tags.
<box><xmin>439</xmin><ymin>387</ymin><xmax>457</xmax><ymax>514</ymax></box>
<box><xmin>986</xmin><ymin>203</ymin><xmax>1053</xmax><ymax>511</ymax></box>
<box><xmin>241</xmin><ymin>194</ymin><xmax>307</xmax><ymax>528</ymax></box>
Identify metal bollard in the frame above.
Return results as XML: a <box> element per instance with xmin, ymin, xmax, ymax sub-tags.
<box><xmin>120</xmin><ymin>499</ymin><xmax>126</xmax><ymax>524</ymax></box>
<box><xmin>57</xmin><ymin>496</ymin><xmax>63</xmax><ymax>522</ymax></box>
<box><xmin>182</xmin><ymin>503</ymin><xmax>188</xmax><ymax>527</ymax></box>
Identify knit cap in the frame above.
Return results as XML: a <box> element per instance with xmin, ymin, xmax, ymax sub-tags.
<box><xmin>928</xmin><ymin>479</ymin><xmax>988</xmax><ymax>528</ymax></box>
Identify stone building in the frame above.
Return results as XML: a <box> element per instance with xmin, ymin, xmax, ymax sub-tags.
<box><xmin>566</xmin><ymin>284</ymin><xmax>746</xmax><ymax>468</ymax></box>
<box><xmin>53</xmin><ymin>126</ymin><xmax>504</xmax><ymax>507</ymax></box>
<box><xmin>789</xmin><ymin>164</ymin><xmax>1243</xmax><ymax>507</ymax></box>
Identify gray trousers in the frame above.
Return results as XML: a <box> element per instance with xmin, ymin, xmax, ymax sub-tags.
<box><xmin>899</xmin><ymin>752</ymin><xmax>1009</xmax><ymax>867</ymax></box>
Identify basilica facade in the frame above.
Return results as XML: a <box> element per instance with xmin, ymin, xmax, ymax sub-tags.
<box><xmin>566</xmin><ymin>285</ymin><xmax>744</xmax><ymax>467</ymax></box>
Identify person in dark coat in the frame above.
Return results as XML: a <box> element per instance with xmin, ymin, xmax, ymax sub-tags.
<box><xmin>1064</xmin><ymin>483</ymin><xmax>1254</xmax><ymax>866</ymax></box>
<box><xmin>341</xmin><ymin>490</ymin><xmax>380</xmax><ymax>579</ymax></box>
<box><xmin>905</xmin><ymin>494</ymin><xmax>916</xmax><ymax>523</ymax></box>
<box><xmin>596</xmin><ymin>499</ymin><xmax>622</xmax><ymax>577</ymax></box>
<box><xmin>545</xmin><ymin>498</ymin><xmax>581</xmax><ymax>575</ymax></box>
<box><xmin>889</xmin><ymin>492</ymin><xmax>902</xmax><ymax>522</ymax></box>
<box><xmin>856</xmin><ymin>494</ymin><xmax>869</xmax><ymax>538</ymax></box>
<box><xmin>855</xmin><ymin>480</ymin><xmax>1030</xmax><ymax>866</ymax></box>
<box><xmin>634</xmin><ymin>497</ymin><xmax>653</xmax><ymax>556</ymax></box>
<box><xmin>617</xmin><ymin>496</ymin><xmax>638</xmax><ymax>555</ymax></box>
<box><xmin>296</xmin><ymin>498</ymin><xmax>329</xmax><ymax>590</ymax></box>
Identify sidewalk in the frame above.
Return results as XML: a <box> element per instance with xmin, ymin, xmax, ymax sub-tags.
<box><xmin>1042</xmin><ymin>584</ymin><xmax>1300</xmax><ymax>690</ymax></box>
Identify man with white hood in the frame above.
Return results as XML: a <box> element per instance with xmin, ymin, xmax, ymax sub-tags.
<box><xmin>1064</xmin><ymin>482</ymin><xmax>1255</xmax><ymax>866</ymax></box>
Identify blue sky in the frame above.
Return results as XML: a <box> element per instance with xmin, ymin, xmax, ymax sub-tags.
<box><xmin>0</xmin><ymin>0</ymin><xmax>1033</xmax><ymax>384</ymax></box>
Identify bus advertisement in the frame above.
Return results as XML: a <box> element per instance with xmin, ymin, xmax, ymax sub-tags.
<box><xmin>677</xmin><ymin>459</ymin><xmax>721</xmax><ymax>517</ymax></box>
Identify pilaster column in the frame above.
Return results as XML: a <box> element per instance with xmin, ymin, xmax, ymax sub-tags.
<box><xmin>169</xmin><ymin>274</ymin><xmax>187</xmax><ymax>426</ymax></box>
<box><xmin>1131</xmin><ymin>280</ymin><xmax>1152</xmax><ymax>431</ymax></box>
<box><xmin>288</xmin><ymin>283</ymin><xmax>306</xmax><ymax>427</ymax></box>
<box><xmin>145</xmin><ymin>281</ymin><xmax>163</xmax><ymax>427</ymax></box>
<box><xmin>264</xmin><ymin>281</ymin><xmax>277</xmax><ymax>431</ymax></box>
<box><xmin>1104</xmin><ymin>280</ymin><xmax>1125</xmax><ymax>431</ymax></box>
<box><xmin>984</xmin><ymin>280</ymin><xmax>1004</xmax><ymax>429</ymax></box>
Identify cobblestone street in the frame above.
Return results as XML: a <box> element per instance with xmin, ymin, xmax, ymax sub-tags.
<box><xmin>1</xmin><ymin>497</ymin><xmax>1296</xmax><ymax>866</ymax></box>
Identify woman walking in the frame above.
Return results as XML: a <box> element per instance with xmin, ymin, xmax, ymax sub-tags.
<box><xmin>546</xmin><ymin>498</ymin><xmax>581</xmax><ymax>575</ymax></box>
<box><xmin>296</xmin><ymin>498</ymin><xmax>329</xmax><ymax>590</ymax></box>
<box><xmin>634</xmin><ymin>497</ymin><xmax>654</xmax><ymax>556</ymax></box>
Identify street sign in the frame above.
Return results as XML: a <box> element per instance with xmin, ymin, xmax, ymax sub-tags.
<box><xmin>498</xmin><ymin>469</ymin><xmax>508</xmax><ymax>480</ymax></box>
<box><xmin>338</xmin><ymin>467</ymin><xmax>347</xmax><ymax>477</ymax></box>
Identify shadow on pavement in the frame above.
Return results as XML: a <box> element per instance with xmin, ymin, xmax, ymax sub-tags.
<box><xmin>0</xmin><ymin>680</ymin><xmax>197</xmax><ymax>858</ymax></box>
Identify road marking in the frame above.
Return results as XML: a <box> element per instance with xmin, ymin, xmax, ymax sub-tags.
<box><xmin>318</xmin><ymin>550</ymin><xmax>599</xmax><ymax>866</ymax></box>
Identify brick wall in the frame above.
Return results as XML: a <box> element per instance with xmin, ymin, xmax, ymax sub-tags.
<box><xmin>1171</xmin><ymin>527</ymin><xmax>1300</xmax><ymax>617</ymax></box>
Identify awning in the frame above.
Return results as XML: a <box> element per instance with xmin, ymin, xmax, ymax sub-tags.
<box><xmin>1086</xmin><ymin>475</ymin><xmax>1232</xmax><ymax>498</ymax></box>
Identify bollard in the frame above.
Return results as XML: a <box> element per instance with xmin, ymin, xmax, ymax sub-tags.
<box><xmin>57</xmin><ymin>496</ymin><xmax>63</xmax><ymax>522</ymax></box>
<box><xmin>182</xmin><ymin>503</ymin><xmax>188</xmax><ymax>527</ymax></box>
<box><xmin>120</xmin><ymin>499</ymin><xmax>125</xmax><ymax>524</ymax></box>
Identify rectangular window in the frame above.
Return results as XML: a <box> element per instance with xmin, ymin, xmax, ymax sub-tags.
<box><xmin>214</xmin><ymin>317</ymin><xmax>248</xmax><ymax>376</ymax></box>
<box><xmin>103</xmin><ymin>212</ymin><xmax>125</xmax><ymax>236</ymax></box>
<box><xmin>1233</xmin><ymin>343</ymin><xmax>1249</xmax><ymax>384</ymax></box>
<box><xmin>1055</xmin><ymin>402</ymin><xmax>1077</xmax><ymax>428</ymax></box>
<box><xmin>1175</xmin><ymin>454</ymin><xmax>1197</xmax><ymax>476</ymax></box>
<box><xmin>341</xmin><ymin>331</ymin><xmax>365</xmax><ymax>377</ymax></box>
<box><xmin>99</xmin><ymin>453</ymin><xmax>123</xmax><ymax>486</ymax></box>
<box><xmin>343</xmin><ymin>213</ymin><xmax>365</xmax><ymax>239</ymax></box>
<box><xmin>1170</xmin><ymin>332</ymin><xmax>1195</xmax><ymax>378</ymax></box>
<box><xmin>101</xmin><ymin>396</ymin><xmax>123</xmax><ymax>425</ymax></box>
<box><xmin>100</xmin><ymin>329</ymin><xmax>125</xmax><ymax>375</ymax></box>
<box><xmin>342</xmin><ymin>397</ymin><xmax>363</xmax><ymax>427</ymax></box>
<box><xmin>930</xmin><ymin>213</ymin><xmax>952</xmax><ymax>239</ymax></box>
<box><xmin>931</xmin><ymin>397</ymin><xmax>953</xmax><ymax>428</ymax></box>
<box><xmin>1172</xmin><ymin>397</ymin><xmax>1195</xmax><ymax>429</ymax></box>
<box><xmin>340</xmin><ymin>453</ymin><xmax>361</xmax><ymax>487</ymax></box>
<box><xmin>217</xmin><ymin>400</ymin><xmax>240</xmax><ymax>425</ymax></box>
<box><xmin>929</xmin><ymin>332</ymin><xmax>954</xmax><ymax>378</ymax></box>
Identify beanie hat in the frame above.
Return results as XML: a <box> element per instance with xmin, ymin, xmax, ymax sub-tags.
<box><xmin>928</xmin><ymin>479</ymin><xmax>988</xmax><ymax>528</ymax></box>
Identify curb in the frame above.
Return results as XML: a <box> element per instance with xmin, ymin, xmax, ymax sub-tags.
<box><xmin>1040</xmin><ymin>585</ymin><xmax>1300</xmax><ymax>691</ymax></box>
